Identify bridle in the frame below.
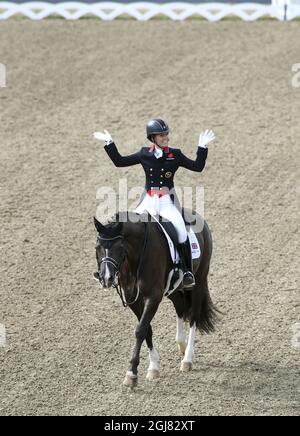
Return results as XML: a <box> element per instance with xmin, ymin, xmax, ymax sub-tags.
<box><xmin>98</xmin><ymin>235</ymin><xmax>125</xmax><ymax>275</ymax></box>
<box><xmin>96</xmin><ymin>223</ymin><xmax>149</xmax><ymax>307</ymax></box>
<box><xmin>97</xmin><ymin>234</ymin><xmax>131</xmax><ymax>307</ymax></box>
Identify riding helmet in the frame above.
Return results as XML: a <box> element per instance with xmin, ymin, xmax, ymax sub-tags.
<box><xmin>146</xmin><ymin>119</ymin><xmax>170</xmax><ymax>141</ymax></box>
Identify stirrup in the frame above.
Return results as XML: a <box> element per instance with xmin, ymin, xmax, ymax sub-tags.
<box><xmin>183</xmin><ymin>271</ymin><xmax>195</xmax><ymax>288</ymax></box>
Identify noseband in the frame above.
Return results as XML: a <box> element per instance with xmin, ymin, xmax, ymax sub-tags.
<box><xmin>97</xmin><ymin>235</ymin><xmax>125</xmax><ymax>277</ymax></box>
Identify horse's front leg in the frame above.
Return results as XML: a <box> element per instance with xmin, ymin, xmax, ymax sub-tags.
<box><xmin>146</xmin><ymin>343</ymin><xmax>160</xmax><ymax>381</ymax></box>
<box><xmin>123</xmin><ymin>297</ymin><xmax>160</xmax><ymax>388</ymax></box>
<box><xmin>127</xmin><ymin>295</ymin><xmax>160</xmax><ymax>382</ymax></box>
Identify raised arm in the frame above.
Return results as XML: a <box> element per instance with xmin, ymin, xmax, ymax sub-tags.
<box><xmin>178</xmin><ymin>130</ymin><xmax>215</xmax><ymax>172</ymax></box>
<box><xmin>104</xmin><ymin>143</ymin><xmax>141</xmax><ymax>167</ymax></box>
<box><xmin>94</xmin><ymin>130</ymin><xmax>141</xmax><ymax>167</ymax></box>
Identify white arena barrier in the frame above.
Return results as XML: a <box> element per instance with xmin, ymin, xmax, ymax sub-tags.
<box><xmin>273</xmin><ymin>0</ymin><xmax>300</xmax><ymax>20</ymax></box>
<box><xmin>0</xmin><ymin>2</ymin><xmax>299</xmax><ymax>21</ymax></box>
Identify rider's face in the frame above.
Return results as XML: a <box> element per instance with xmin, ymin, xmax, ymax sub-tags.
<box><xmin>154</xmin><ymin>133</ymin><xmax>170</xmax><ymax>148</ymax></box>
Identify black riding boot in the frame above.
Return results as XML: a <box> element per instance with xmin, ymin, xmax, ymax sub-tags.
<box><xmin>178</xmin><ymin>239</ymin><xmax>195</xmax><ymax>288</ymax></box>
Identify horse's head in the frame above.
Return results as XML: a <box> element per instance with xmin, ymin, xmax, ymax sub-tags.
<box><xmin>94</xmin><ymin>217</ymin><xmax>125</xmax><ymax>289</ymax></box>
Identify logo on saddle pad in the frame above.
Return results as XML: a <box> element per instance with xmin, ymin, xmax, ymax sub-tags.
<box><xmin>165</xmin><ymin>171</ymin><xmax>173</xmax><ymax>179</ymax></box>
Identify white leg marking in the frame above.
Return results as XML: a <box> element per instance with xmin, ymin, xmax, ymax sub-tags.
<box><xmin>176</xmin><ymin>316</ymin><xmax>187</xmax><ymax>354</ymax></box>
<box><xmin>182</xmin><ymin>323</ymin><xmax>196</xmax><ymax>364</ymax></box>
<box><xmin>126</xmin><ymin>370</ymin><xmax>137</xmax><ymax>379</ymax></box>
<box><xmin>148</xmin><ymin>347</ymin><xmax>159</xmax><ymax>372</ymax></box>
<box><xmin>180</xmin><ymin>323</ymin><xmax>196</xmax><ymax>372</ymax></box>
<box><xmin>176</xmin><ymin>316</ymin><xmax>186</xmax><ymax>345</ymax></box>
<box><xmin>146</xmin><ymin>347</ymin><xmax>160</xmax><ymax>380</ymax></box>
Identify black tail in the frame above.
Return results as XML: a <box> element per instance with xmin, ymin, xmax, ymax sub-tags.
<box><xmin>191</xmin><ymin>276</ymin><xmax>220</xmax><ymax>334</ymax></box>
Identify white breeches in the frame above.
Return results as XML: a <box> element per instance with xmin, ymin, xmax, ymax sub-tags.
<box><xmin>134</xmin><ymin>194</ymin><xmax>187</xmax><ymax>244</ymax></box>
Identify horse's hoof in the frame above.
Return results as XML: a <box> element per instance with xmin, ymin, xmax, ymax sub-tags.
<box><xmin>123</xmin><ymin>371</ymin><xmax>138</xmax><ymax>388</ymax></box>
<box><xmin>177</xmin><ymin>342</ymin><xmax>187</xmax><ymax>355</ymax></box>
<box><xmin>180</xmin><ymin>361</ymin><xmax>192</xmax><ymax>372</ymax></box>
<box><xmin>93</xmin><ymin>272</ymin><xmax>99</xmax><ymax>282</ymax></box>
<box><xmin>146</xmin><ymin>370</ymin><xmax>160</xmax><ymax>381</ymax></box>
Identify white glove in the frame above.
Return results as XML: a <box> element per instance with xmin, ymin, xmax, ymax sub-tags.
<box><xmin>198</xmin><ymin>130</ymin><xmax>215</xmax><ymax>148</ymax></box>
<box><xmin>93</xmin><ymin>130</ymin><xmax>113</xmax><ymax>145</ymax></box>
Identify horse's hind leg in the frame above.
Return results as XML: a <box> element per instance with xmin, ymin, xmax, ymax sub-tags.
<box><xmin>180</xmin><ymin>322</ymin><xmax>196</xmax><ymax>372</ymax></box>
<box><xmin>176</xmin><ymin>316</ymin><xmax>187</xmax><ymax>355</ymax></box>
<box><xmin>169</xmin><ymin>292</ymin><xmax>188</xmax><ymax>355</ymax></box>
<box><xmin>179</xmin><ymin>270</ymin><xmax>218</xmax><ymax>373</ymax></box>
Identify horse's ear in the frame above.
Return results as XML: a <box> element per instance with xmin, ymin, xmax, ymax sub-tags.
<box><xmin>94</xmin><ymin>217</ymin><xmax>105</xmax><ymax>235</ymax></box>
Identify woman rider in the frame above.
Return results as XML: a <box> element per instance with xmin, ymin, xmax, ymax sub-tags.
<box><xmin>94</xmin><ymin>119</ymin><xmax>215</xmax><ymax>288</ymax></box>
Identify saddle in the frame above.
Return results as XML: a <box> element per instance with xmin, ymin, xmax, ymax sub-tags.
<box><xmin>150</xmin><ymin>212</ymin><xmax>201</xmax><ymax>297</ymax></box>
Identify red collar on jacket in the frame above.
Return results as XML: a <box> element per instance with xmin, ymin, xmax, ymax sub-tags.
<box><xmin>149</xmin><ymin>144</ymin><xmax>169</xmax><ymax>154</ymax></box>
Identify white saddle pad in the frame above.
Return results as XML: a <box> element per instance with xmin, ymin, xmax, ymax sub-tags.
<box><xmin>151</xmin><ymin>215</ymin><xmax>201</xmax><ymax>264</ymax></box>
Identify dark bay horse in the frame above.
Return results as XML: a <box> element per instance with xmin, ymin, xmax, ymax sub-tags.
<box><xmin>94</xmin><ymin>211</ymin><xmax>218</xmax><ymax>387</ymax></box>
